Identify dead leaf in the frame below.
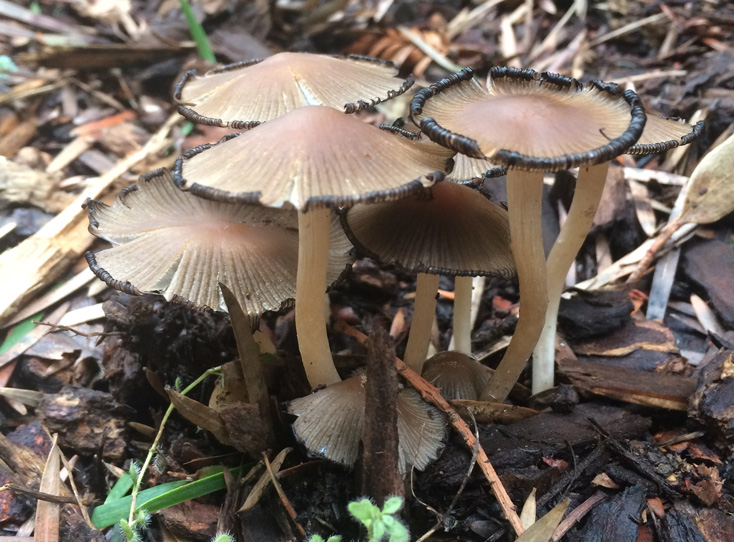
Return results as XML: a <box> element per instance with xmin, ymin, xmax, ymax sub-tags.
<box><xmin>680</xmin><ymin>133</ymin><xmax>734</xmax><ymax>224</ymax></box>
<box><xmin>34</xmin><ymin>436</ymin><xmax>60</xmax><ymax>542</ymax></box>
<box><xmin>520</xmin><ymin>488</ymin><xmax>537</xmax><ymax>529</ymax></box>
<box><xmin>516</xmin><ymin>499</ymin><xmax>569</xmax><ymax>542</ymax></box>
<box><xmin>239</xmin><ymin>448</ymin><xmax>291</xmax><ymax>513</ymax></box>
<box><xmin>167</xmin><ymin>388</ymin><xmax>231</xmax><ymax>446</ymax></box>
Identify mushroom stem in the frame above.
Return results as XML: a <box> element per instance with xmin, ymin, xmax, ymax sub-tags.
<box><xmin>532</xmin><ymin>162</ymin><xmax>609</xmax><ymax>394</ymax></box>
<box><xmin>404</xmin><ymin>272</ymin><xmax>440</xmax><ymax>373</ymax></box>
<box><xmin>452</xmin><ymin>275</ymin><xmax>473</xmax><ymax>354</ymax></box>
<box><xmin>296</xmin><ymin>208</ymin><xmax>341</xmax><ymax>388</ymax></box>
<box><xmin>480</xmin><ymin>170</ymin><xmax>547</xmax><ymax>402</ymax></box>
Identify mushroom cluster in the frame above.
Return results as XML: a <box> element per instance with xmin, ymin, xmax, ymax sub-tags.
<box><xmin>411</xmin><ymin>66</ymin><xmax>702</xmax><ymax>400</ymax></box>
<box><xmin>87</xmin><ymin>52</ymin><xmax>455</xmax><ymax>471</ymax></box>
<box><xmin>85</xmin><ymin>52</ymin><xmax>702</xmax><ymax>477</ymax></box>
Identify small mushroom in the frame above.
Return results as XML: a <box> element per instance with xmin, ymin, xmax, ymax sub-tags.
<box><xmin>174</xmin><ymin>52</ymin><xmax>414</xmax><ymax>127</ymax></box>
<box><xmin>422</xmin><ymin>351</ymin><xmax>491</xmax><ymax>400</ymax></box>
<box><xmin>341</xmin><ymin>180</ymin><xmax>514</xmax><ymax>373</ymax></box>
<box><xmin>288</xmin><ymin>373</ymin><xmax>446</xmax><ymax>471</ymax></box>
<box><xmin>411</xmin><ymin>67</ymin><xmax>646</xmax><ymax>400</ymax></box>
<box><xmin>85</xmin><ymin>169</ymin><xmax>352</xmax><ymax>319</ymax></box>
<box><xmin>174</xmin><ymin>106</ymin><xmax>453</xmax><ymax>387</ymax></box>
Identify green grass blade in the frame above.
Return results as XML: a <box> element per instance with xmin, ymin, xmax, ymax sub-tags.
<box><xmin>139</xmin><ymin>467</ymin><xmax>241</xmax><ymax>514</ymax></box>
<box><xmin>104</xmin><ymin>473</ymin><xmax>134</xmax><ymax>504</ymax></box>
<box><xmin>0</xmin><ymin>312</ymin><xmax>43</xmax><ymax>355</ymax></box>
<box><xmin>92</xmin><ymin>466</ymin><xmax>242</xmax><ymax>528</ymax></box>
<box><xmin>92</xmin><ymin>480</ymin><xmax>186</xmax><ymax>528</ymax></box>
<box><xmin>178</xmin><ymin>0</ymin><xmax>216</xmax><ymax>63</ymax></box>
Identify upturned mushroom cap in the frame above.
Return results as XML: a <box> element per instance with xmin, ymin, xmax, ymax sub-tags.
<box><xmin>174</xmin><ymin>52</ymin><xmax>414</xmax><ymax>128</ymax></box>
<box><xmin>174</xmin><ymin>106</ymin><xmax>454</xmax><ymax>210</ymax></box>
<box><xmin>85</xmin><ymin>169</ymin><xmax>353</xmax><ymax>316</ymax></box>
<box><xmin>411</xmin><ymin>67</ymin><xmax>646</xmax><ymax>171</ymax></box>
<box><xmin>341</xmin><ymin>180</ymin><xmax>515</xmax><ymax>277</ymax></box>
<box><xmin>289</xmin><ymin>374</ymin><xmax>446</xmax><ymax>470</ymax></box>
<box><xmin>421</xmin><ymin>351</ymin><xmax>491</xmax><ymax>400</ymax></box>
<box><xmin>627</xmin><ymin>115</ymin><xmax>703</xmax><ymax>155</ymax></box>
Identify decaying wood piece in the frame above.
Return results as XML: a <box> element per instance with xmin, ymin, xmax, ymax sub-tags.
<box><xmin>0</xmin><ymin>113</ymin><xmax>179</xmax><ymax>327</ymax></box>
<box><xmin>361</xmin><ymin>328</ymin><xmax>402</xmax><ymax>504</ymax></box>
<box><xmin>558</xmin><ymin>359</ymin><xmax>697</xmax><ymax>411</ymax></box>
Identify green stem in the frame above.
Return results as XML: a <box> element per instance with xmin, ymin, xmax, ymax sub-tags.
<box><xmin>128</xmin><ymin>365</ymin><xmax>222</xmax><ymax>523</ymax></box>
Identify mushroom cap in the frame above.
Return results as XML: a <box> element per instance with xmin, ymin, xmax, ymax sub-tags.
<box><xmin>411</xmin><ymin>67</ymin><xmax>646</xmax><ymax>172</ymax></box>
<box><xmin>174</xmin><ymin>106</ymin><xmax>454</xmax><ymax>211</ymax></box>
<box><xmin>341</xmin><ymin>180</ymin><xmax>515</xmax><ymax>277</ymax></box>
<box><xmin>448</xmin><ymin>154</ymin><xmax>507</xmax><ymax>185</ymax></box>
<box><xmin>289</xmin><ymin>374</ymin><xmax>446</xmax><ymax>470</ymax></box>
<box><xmin>627</xmin><ymin>115</ymin><xmax>704</xmax><ymax>155</ymax></box>
<box><xmin>174</xmin><ymin>52</ymin><xmax>414</xmax><ymax>128</ymax></box>
<box><xmin>421</xmin><ymin>351</ymin><xmax>491</xmax><ymax>400</ymax></box>
<box><xmin>85</xmin><ymin>169</ymin><xmax>353</xmax><ymax>317</ymax></box>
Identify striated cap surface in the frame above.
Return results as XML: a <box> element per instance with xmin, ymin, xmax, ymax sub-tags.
<box><xmin>175</xmin><ymin>52</ymin><xmax>414</xmax><ymax>127</ymax></box>
<box><xmin>86</xmin><ymin>169</ymin><xmax>352</xmax><ymax>317</ymax></box>
<box><xmin>175</xmin><ymin>106</ymin><xmax>453</xmax><ymax>211</ymax></box>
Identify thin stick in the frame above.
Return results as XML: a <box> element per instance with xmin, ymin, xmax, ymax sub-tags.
<box><xmin>128</xmin><ymin>366</ymin><xmax>222</xmax><ymax>523</ymax></box>
<box><xmin>335</xmin><ymin>321</ymin><xmax>525</xmax><ymax>537</ymax></box>
<box><xmin>263</xmin><ymin>454</ymin><xmax>306</xmax><ymax>538</ymax></box>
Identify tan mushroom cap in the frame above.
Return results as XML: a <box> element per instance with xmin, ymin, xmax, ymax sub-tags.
<box><xmin>174</xmin><ymin>52</ymin><xmax>414</xmax><ymax>127</ymax></box>
<box><xmin>628</xmin><ymin>115</ymin><xmax>703</xmax><ymax>155</ymax></box>
<box><xmin>342</xmin><ymin>180</ymin><xmax>515</xmax><ymax>277</ymax></box>
<box><xmin>411</xmin><ymin>67</ymin><xmax>645</xmax><ymax>171</ymax></box>
<box><xmin>448</xmin><ymin>154</ymin><xmax>507</xmax><ymax>184</ymax></box>
<box><xmin>175</xmin><ymin>106</ymin><xmax>454</xmax><ymax>211</ymax></box>
<box><xmin>421</xmin><ymin>351</ymin><xmax>491</xmax><ymax>400</ymax></box>
<box><xmin>85</xmin><ymin>169</ymin><xmax>353</xmax><ymax>317</ymax></box>
<box><xmin>289</xmin><ymin>374</ymin><xmax>445</xmax><ymax>470</ymax></box>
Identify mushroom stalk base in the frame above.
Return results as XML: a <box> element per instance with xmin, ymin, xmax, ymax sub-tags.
<box><xmin>404</xmin><ymin>273</ymin><xmax>440</xmax><ymax>374</ymax></box>
<box><xmin>296</xmin><ymin>208</ymin><xmax>341</xmax><ymax>388</ymax></box>
<box><xmin>480</xmin><ymin>170</ymin><xmax>547</xmax><ymax>402</ymax></box>
<box><xmin>452</xmin><ymin>275</ymin><xmax>473</xmax><ymax>354</ymax></box>
<box><xmin>532</xmin><ymin>162</ymin><xmax>609</xmax><ymax>394</ymax></box>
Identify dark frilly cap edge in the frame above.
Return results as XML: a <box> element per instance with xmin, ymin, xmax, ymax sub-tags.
<box><xmin>627</xmin><ymin>119</ymin><xmax>705</xmax><ymax>155</ymax></box>
<box><xmin>410</xmin><ymin>66</ymin><xmax>648</xmax><ymax>171</ymax></box>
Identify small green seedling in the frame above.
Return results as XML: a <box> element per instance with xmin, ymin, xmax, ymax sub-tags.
<box><xmin>309</xmin><ymin>496</ymin><xmax>408</xmax><ymax>542</ymax></box>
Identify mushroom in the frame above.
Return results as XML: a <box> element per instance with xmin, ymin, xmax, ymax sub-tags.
<box><xmin>530</xmin><ymin>113</ymin><xmax>703</xmax><ymax>395</ymax></box>
<box><xmin>288</xmin><ymin>373</ymin><xmax>446</xmax><ymax>471</ymax></box>
<box><xmin>421</xmin><ymin>351</ymin><xmax>491</xmax><ymax>400</ymax></box>
<box><xmin>174</xmin><ymin>52</ymin><xmax>414</xmax><ymax>127</ymax></box>
<box><xmin>411</xmin><ymin>67</ymin><xmax>646</xmax><ymax>400</ymax></box>
<box><xmin>85</xmin><ymin>169</ymin><xmax>352</xmax><ymax>319</ymax></box>
<box><xmin>446</xmin><ymin>155</ymin><xmax>507</xmax><ymax>354</ymax></box>
<box><xmin>341</xmin><ymin>179</ymin><xmax>514</xmax><ymax>374</ymax></box>
<box><xmin>174</xmin><ymin>106</ymin><xmax>453</xmax><ymax>387</ymax></box>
